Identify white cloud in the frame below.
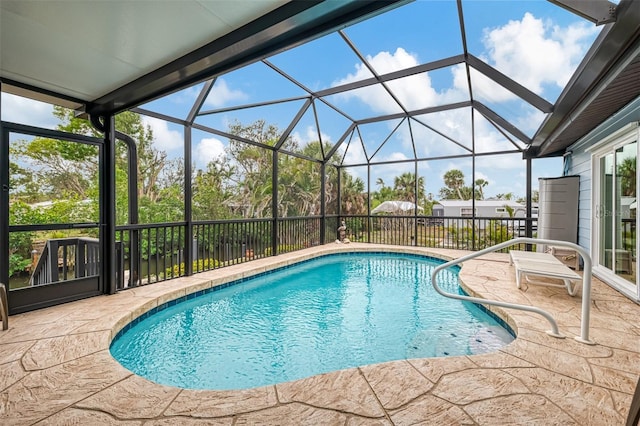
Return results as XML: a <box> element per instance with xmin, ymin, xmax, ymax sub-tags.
<box><xmin>1</xmin><ymin>93</ymin><xmax>57</xmax><ymax>129</ymax></box>
<box><xmin>333</xmin><ymin>48</ymin><xmax>439</xmax><ymax>114</ymax></box>
<box><xmin>455</xmin><ymin>65</ymin><xmax>515</xmax><ymax>103</ymax></box>
<box><xmin>481</xmin><ymin>12</ymin><xmax>598</xmax><ymax>95</ymax></box>
<box><xmin>330</xmin><ymin>11</ymin><xmax>596</xmax><ymax>179</ymax></box>
<box><xmin>194</xmin><ymin>137</ymin><xmax>226</xmax><ymax>168</ymax></box>
<box><xmin>342</xmin><ymin>136</ymin><xmax>367</xmax><ymax>166</ymax></box>
<box><xmin>291</xmin><ymin>125</ymin><xmax>321</xmax><ymax>147</ymax></box>
<box><xmin>205</xmin><ymin>78</ymin><xmax>249</xmax><ymax>108</ymax></box>
<box><xmin>142</xmin><ymin>117</ymin><xmax>183</xmax><ymax>152</ymax></box>
<box><xmin>474</xmin><ymin>171</ymin><xmax>490</xmax><ymax>183</ymax></box>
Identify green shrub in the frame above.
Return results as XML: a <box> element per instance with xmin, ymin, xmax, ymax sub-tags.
<box><xmin>165</xmin><ymin>257</ymin><xmax>220</xmax><ymax>278</ymax></box>
<box><xmin>263</xmin><ymin>244</ymin><xmax>303</xmax><ymax>256</ymax></box>
<box><xmin>9</xmin><ymin>254</ymin><xmax>31</xmax><ymax>277</ymax></box>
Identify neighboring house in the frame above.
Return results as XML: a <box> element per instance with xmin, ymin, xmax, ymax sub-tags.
<box><xmin>432</xmin><ymin>200</ymin><xmax>530</xmax><ymax>218</ymax></box>
<box><xmin>564</xmin><ymin>96</ymin><xmax>640</xmax><ymax>302</ymax></box>
<box><xmin>431</xmin><ymin>200</ymin><xmax>536</xmax><ymax>231</ymax></box>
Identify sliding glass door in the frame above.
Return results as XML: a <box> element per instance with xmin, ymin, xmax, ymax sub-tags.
<box><xmin>593</xmin><ymin>125</ymin><xmax>638</xmax><ymax>300</ymax></box>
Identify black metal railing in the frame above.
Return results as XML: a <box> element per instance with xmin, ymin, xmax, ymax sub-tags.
<box><xmin>29</xmin><ymin>237</ymin><xmax>100</xmax><ymax>286</ymax></box>
<box><xmin>276</xmin><ymin>216</ymin><xmax>321</xmax><ymax>254</ymax></box>
<box><xmin>192</xmin><ymin>218</ymin><xmax>272</xmax><ymax>272</ymax></box>
<box><xmin>109</xmin><ymin>214</ymin><xmax>536</xmax><ymax>291</ymax></box>
<box><xmin>115</xmin><ymin>222</ymin><xmax>186</xmax><ymax>289</ymax></box>
<box><xmin>340</xmin><ymin>215</ymin><xmax>535</xmax><ymax>252</ymax></box>
<box><xmin>622</xmin><ymin>218</ymin><xmax>636</xmax><ymax>258</ymax></box>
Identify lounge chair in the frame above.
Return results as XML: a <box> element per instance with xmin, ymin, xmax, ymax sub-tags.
<box><xmin>509</xmin><ymin>250</ymin><xmax>582</xmax><ymax>296</ymax></box>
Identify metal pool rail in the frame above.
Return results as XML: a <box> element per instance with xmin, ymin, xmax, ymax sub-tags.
<box><xmin>431</xmin><ymin>237</ymin><xmax>594</xmax><ymax>345</ymax></box>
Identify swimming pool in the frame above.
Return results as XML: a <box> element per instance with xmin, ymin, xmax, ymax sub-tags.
<box><xmin>110</xmin><ymin>252</ymin><xmax>514</xmax><ymax>390</ymax></box>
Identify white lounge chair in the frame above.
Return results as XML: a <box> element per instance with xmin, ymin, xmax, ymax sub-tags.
<box><xmin>509</xmin><ymin>250</ymin><xmax>582</xmax><ymax>296</ymax></box>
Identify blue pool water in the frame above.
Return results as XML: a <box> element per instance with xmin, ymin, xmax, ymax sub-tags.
<box><xmin>110</xmin><ymin>253</ymin><xmax>514</xmax><ymax>390</ymax></box>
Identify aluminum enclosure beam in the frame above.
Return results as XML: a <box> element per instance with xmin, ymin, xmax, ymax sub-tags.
<box><xmin>548</xmin><ymin>0</ymin><xmax>617</xmax><ymax>26</ymax></box>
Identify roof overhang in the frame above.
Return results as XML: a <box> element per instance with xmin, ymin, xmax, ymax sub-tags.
<box><xmin>0</xmin><ymin>0</ymin><xmax>409</xmax><ymax>117</ymax></box>
<box><xmin>0</xmin><ymin>0</ymin><xmax>408</xmax><ymax>115</ymax></box>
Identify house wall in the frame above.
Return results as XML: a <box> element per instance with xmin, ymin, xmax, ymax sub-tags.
<box><xmin>439</xmin><ymin>204</ymin><xmax>523</xmax><ymax>218</ymax></box>
<box><xmin>566</xmin><ymin>96</ymin><xmax>640</xmax><ymax>253</ymax></box>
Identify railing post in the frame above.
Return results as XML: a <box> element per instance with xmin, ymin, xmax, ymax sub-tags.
<box><xmin>320</xmin><ymin>163</ymin><xmax>326</xmax><ymax>245</ymax></box>
<box><xmin>76</xmin><ymin>240</ymin><xmax>86</xmax><ymax>278</ymax></box>
<box><xmin>49</xmin><ymin>241</ymin><xmax>59</xmax><ymax>283</ymax></box>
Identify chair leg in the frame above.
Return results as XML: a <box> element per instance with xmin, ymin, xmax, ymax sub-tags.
<box><xmin>564</xmin><ymin>279</ymin><xmax>578</xmax><ymax>297</ymax></box>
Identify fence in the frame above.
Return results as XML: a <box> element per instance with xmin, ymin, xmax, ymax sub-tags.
<box><xmin>340</xmin><ymin>215</ymin><xmax>535</xmax><ymax>252</ymax></box>
<box><xmin>23</xmin><ymin>215</ymin><xmax>537</xmax><ymax>292</ymax></box>
<box><xmin>29</xmin><ymin>237</ymin><xmax>100</xmax><ymax>286</ymax></box>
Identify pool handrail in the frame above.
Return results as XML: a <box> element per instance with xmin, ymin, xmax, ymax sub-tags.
<box><xmin>0</xmin><ymin>283</ymin><xmax>8</xmax><ymax>331</ymax></box>
<box><xmin>431</xmin><ymin>237</ymin><xmax>594</xmax><ymax>345</ymax></box>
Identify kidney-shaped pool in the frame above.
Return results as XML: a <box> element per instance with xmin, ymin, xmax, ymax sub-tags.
<box><xmin>110</xmin><ymin>252</ymin><xmax>514</xmax><ymax>390</ymax></box>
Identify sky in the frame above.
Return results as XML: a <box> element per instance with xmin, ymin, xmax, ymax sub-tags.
<box><xmin>1</xmin><ymin>0</ymin><xmax>604</xmax><ymax>201</ymax></box>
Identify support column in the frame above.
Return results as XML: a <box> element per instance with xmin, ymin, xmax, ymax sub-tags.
<box><xmin>367</xmin><ymin>164</ymin><xmax>371</xmax><ymax>243</ymax></box>
<box><xmin>471</xmin><ymin>155</ymin><xmax>476</xmax><ymax>251</ymax></box>
<box><xmin>271</xmin><ymin>150</ymin><xmax>278</xmax><ymax>256</ymax></box>
<box><xmin>114</xmin><ymin>131</ymin><xmax>139</xmax><ymax>286</ymax></box>
<box><xmin>526</xmin><ymin>158</ymin><xmax>533</xmax><ymax>248</ymax></box>
<box><xmin>0</xmin><ymin>116</ymin><xmax>9</xmax><ymax>287</ymax></box>
<box><xmin>337</xmin><ymin>166</ymin><xmax>342</xmax><ymax>217</ymax></box>
<box><xmin>184</xmin><ymin>125</ymin><xmax>193</xmax><ymax>275</ymax></box>
<box><xmin>320</xmin><ymin>162</ymin><xmax>326</xmax><ymax>245</ymax></box>
<box><xmin>414</xmin><ymin>161</ymin><xmax>419</xmax><ymax>246</ymax></box>
<box><xmin>99</xmin><ymin>115</ymin><xmax>117</xmax><ymax>294</ymax></box>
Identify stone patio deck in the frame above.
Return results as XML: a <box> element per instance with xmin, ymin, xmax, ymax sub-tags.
<box><xmin>1</xmin><ymin>243</ymin><xmax>639</xmax><ymax>425</ymax></box>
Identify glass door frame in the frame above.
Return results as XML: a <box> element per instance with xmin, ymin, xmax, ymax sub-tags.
<box><xmin>590</xmin><ymin>122</ymin><xmax>640</xmax><ymax>301</ymax></box>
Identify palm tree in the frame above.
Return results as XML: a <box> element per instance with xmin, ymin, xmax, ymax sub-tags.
<box><xmin>474</xmin><ymin>178</ymin><xmax>488</xmax><ymax>200</ymax></box>
<box><xmin>392</xmin><ymin>172</ymin><xmax>426</xmax><ymax>204</ymax></box>
<box><xmin>618</xmin><ymin>157</ymin><xmax>636</xmax><ymax>196</ymax></box>
<box><xmin>341</xmin><ymin>172</ymin><xmax>366</xmax><ymax>215</ymax></box>
<box><xmin>496</xmin><ymin>192</ymin><xmax>514</xmax><ymax>201</ymax></box>
<box><xmin>443</xmin><ymin>169</ymin><xmax>465</xmax><ymax>200</ymax></box>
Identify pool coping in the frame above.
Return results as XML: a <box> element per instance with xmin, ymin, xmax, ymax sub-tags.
<box><xmin>1</xmin><ymin>243</ymin><xmax>639</xmax><ymax>424</ymax></box>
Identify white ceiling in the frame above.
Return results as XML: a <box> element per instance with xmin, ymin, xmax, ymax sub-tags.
<box><xmin>0</xmin><ymin>0</ymin><xmax>287</xmax><ymax>101</ymax></box>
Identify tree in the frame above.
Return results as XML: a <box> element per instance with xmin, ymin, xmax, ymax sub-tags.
<box><xmin>223</xmin><ymin>120</ymin><xmax>283</xmax><ymax>218</ymax></box>
<box><xmin>496</xmin><ymin>192</ymin><xmax>514</xmax><ymax>201</ymax></box>
<box><xmin>192</xmin><ymin>159</ymin><xmax>234</xmax><ymax>220</ymax></box>
<box><xmin>618</xmin><ymin>157</ymin><xmax>636</xmax><ymax>196</ymax></box>
<box><xmin>474</xmin><ymin>178</ymin><xmax>488</xmax><ymax>200</ymax></box>
<box><xmin>10</xmin><ymin>107</ymin><xmax>184</xmax><ymax>225</ymax></box>
<box><xmin>440</xmin><ymin>169</ymin><xmax>470</xmax><ymax>200</ymax></box>
<box><xmin>341</xmin><ymin>172</ymin><xmax>366</xmax><ymax>215</ymax></box>
<box><xmin>393</xmin><ymin>172</ymin><xmax>425</xmax><ymax>203</ymax></box>
<box><xmin>371</xmin><ymin>178</ymin><xmax>394</xmax><ymax>207</ymax></box>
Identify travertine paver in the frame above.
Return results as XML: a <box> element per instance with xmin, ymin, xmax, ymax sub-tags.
<box><xmin>75</xmin><ymin>374</ymin><xmax>181</xmax><ymax>419</ymax></box>
<box><xmin>165</xmin><ymin>386</ymin><xmax>278</xmax><ymax>418</ymax></box>
<box><xmin>276</xmin><ymin>368</ymin><xmax>386</xmax><ymax>418</ymax></box>
<box><xmin>360</xmin><ymin>360</ymin><xmax>434</xmax><ymax>409</ymax></box>
<box><xmin>387</xmin><ymin>394</ymin><xmax>474</xmax><ymax>425</ymax></box>
<box><xmin>0</xmin><ymin>243</ymin><xmax>639</xmax><ymax>425</ymax></box>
